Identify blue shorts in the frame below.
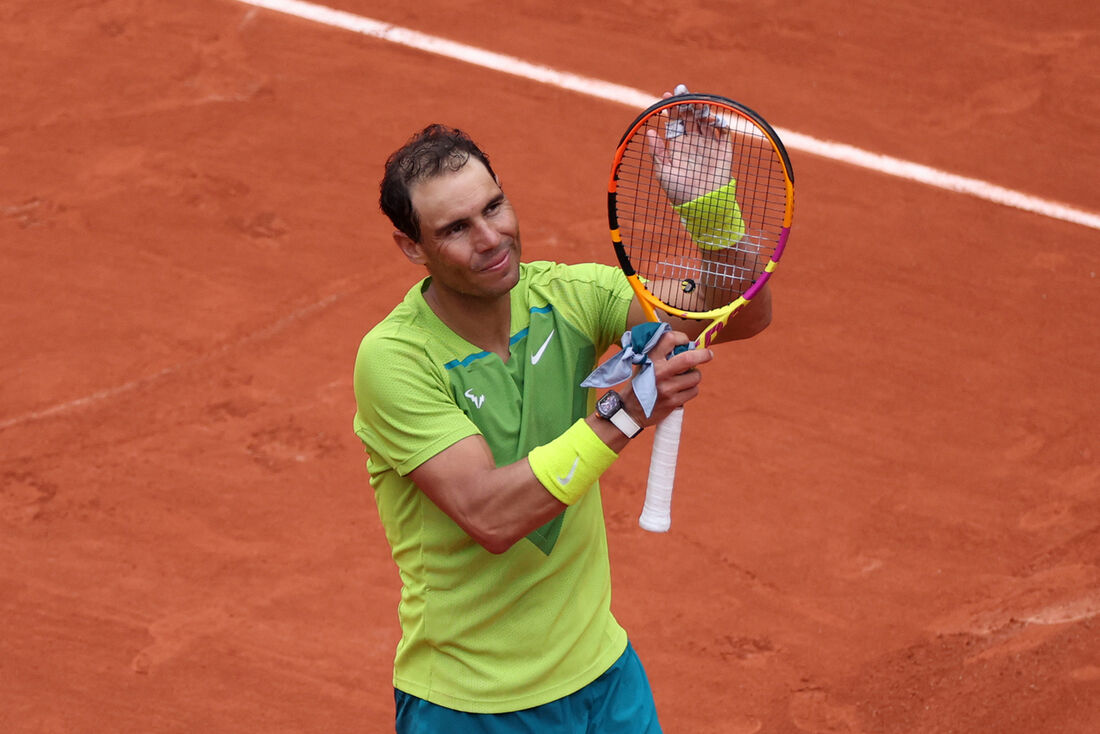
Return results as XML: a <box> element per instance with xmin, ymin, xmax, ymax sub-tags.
<box><xmin>394</xmin><ymin>641</ymin><xmax>662</xmax><ymax>734</ymax></box>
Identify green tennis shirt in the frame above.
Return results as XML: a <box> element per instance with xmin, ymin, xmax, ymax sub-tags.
<box><xmin>352</xmin><ymin>261</ymin><xmax>635</xmax><ymax>713</ymax></box>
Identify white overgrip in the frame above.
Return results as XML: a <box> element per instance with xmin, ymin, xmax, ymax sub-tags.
<box><xmin>638</xmin><ymin>405</ymin><xmax>684</xmax><ymax>532</ymax></box>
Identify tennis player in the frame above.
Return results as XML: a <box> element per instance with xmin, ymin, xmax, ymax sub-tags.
<box><xmin>353</xmin><ymin>100</ymin><xmax>771</xmax><ymax>732</ymax></box>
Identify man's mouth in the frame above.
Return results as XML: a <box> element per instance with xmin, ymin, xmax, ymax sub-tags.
<box><xmin>478</xmin><ymin>246</ymin><xmax>511</xmax><ymax>272</ymax></box>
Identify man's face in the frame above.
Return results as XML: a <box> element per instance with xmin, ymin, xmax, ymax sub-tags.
<box><xmin>404</xmin><ymin>159</ymin><xmax>521</xmax><ymax>300</ymax></box>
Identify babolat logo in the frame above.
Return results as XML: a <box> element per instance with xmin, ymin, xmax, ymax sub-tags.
<box><xmin>464</xmin><ymin>388</ymin><xmax>485</xmax><ymax>409</ymax></box>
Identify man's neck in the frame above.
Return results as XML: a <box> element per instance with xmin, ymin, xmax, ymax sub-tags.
<box><xmin>423</xmin><ymin>282</ymin><xmax>513</xmax><ymax>361</ymax></box>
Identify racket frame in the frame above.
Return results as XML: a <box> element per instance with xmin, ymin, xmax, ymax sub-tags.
<box><xmin>606</xmin><ymin>93</ymin><xmax>795</xmax><ymax>531</ymax></box>
<box><xmin>608</xmin><ymin>94</ymin><xmax>794</xmax><ymax>348</ymax></box>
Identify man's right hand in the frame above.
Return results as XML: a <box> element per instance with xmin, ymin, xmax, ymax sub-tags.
<box><xmin>618</xmin><ymin>328</ymin><xmax>712</xmax><ymax>427</ymax></box>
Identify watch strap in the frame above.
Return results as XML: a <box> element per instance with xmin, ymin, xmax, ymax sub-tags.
<box><xmin>608</xmin><ymin>406</ymin><xmax>643</xmax><ymax>438</ymax></box>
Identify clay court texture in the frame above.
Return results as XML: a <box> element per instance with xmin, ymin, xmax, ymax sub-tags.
<box><xmin>2</xmin><ymin>1</ymin><xmax>1098</xmax><ymax>732</ymax></box>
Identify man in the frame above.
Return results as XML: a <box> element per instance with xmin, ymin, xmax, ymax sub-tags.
<box><xmin>353</xmin><ymin>94</ymin><xmax>771</xmax><ymax>732</ymax></box>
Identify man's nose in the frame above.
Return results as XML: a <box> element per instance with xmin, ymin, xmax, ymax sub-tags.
<box><xmin>470</xmin><ymin>218</ymin><xmax>503</xmax><ymax>250</ymax></box>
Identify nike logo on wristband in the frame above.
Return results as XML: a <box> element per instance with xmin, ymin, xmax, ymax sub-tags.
<box><xmin>557</xmin><ymin>456</ymin><xmax>580</xmax><ymax>486</ymax></box>
<box><xmin>531</xmin><ymin>329</ymin><xmax>555</xmax><ymax>365</ymax></box>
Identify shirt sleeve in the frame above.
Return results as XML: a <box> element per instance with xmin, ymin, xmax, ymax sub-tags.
<box><xmin>536</xmin><ymin>262</ymin><xmax>634</xmax><ymax>353</ymax></box>
<box><xmin>588</xmin><ymin>263</ymin><xmax>635</xmax><ymax>350</ymax></box>
<box><xmin>352</xmin><ymin>332</ymin><xmax>481</xmax><ymax>477</ymax></box>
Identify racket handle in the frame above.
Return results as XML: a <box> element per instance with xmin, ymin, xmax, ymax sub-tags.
<box><xmin>638</xmin><ymin>406</ymin><xmax>684</xmax><ymax>533</ymax></box>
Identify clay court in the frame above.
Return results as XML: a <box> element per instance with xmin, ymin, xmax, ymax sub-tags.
<box><xmin>2</xmin><ymin>1</ymin><xmax>1098</xmax><ymax>731</ymax></box>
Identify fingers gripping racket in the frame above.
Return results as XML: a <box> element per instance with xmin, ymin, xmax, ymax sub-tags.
<box><xmin>607</xmin><ymin>93</ymin><xmax>795</xmax><ymax>532</ymax></box>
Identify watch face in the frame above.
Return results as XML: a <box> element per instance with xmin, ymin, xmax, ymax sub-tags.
<box><xmin>597</xmin><ymin>391</ymin><xmax>622</xmax><ymax>417</ymax></box>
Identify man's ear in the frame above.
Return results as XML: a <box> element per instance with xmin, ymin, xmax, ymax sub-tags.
<box><xmin>393</xmin><ymin>230</ymin><xmax>426</xmax><ymax>265</ymax></box>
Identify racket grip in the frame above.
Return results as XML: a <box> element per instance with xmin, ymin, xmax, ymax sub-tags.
<box><xmin>638</xmin><ymin>406</ymin><xmax>685</xmax><ymax>532</ymax></box>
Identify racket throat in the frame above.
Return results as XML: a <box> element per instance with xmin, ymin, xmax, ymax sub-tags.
<box><xmin>698</xmin><ymin>320</ymin><xmax>726</xmax><ymax>348</ymax></box>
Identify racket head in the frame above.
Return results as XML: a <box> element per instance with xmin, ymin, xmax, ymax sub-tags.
<box><xmin>608</xmin><ymin>94</ymin><xmax>794</xmax><ymax>339</ymax></box>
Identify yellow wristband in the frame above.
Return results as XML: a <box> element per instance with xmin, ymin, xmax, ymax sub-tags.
<box><xmin>528</xmin><ymin>419</ymin><xmax>618</xmax><ymax>505</ymax></box>
<box><xmin>673</xmin><ymin>179</ymin><xmax>747</xmax><ymax>251</ymax></box>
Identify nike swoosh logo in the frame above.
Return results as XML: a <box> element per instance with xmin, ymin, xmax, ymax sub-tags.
<box><xmin>557</xmin><ymin>456</ymin><xmax>580</xmax><ymax>486</ymax></box>
<box><xmin>531</xmin><ymin>329</ymin><xmax>556</xmax><ymax>365</ymax></box>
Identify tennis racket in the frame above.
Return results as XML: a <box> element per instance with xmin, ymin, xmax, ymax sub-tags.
<box><xmin>607</xmin><ymin>92</ymin><xmax>795</xmax><ymax>532</ymax></box>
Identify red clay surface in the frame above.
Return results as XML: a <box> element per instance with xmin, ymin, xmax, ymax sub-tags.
<box><xmin>2</xmin><ymin>1</ymin><xmax>1098</xmax><ymax>732</ymax></box>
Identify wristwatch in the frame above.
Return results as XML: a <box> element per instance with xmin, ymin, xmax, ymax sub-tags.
<box><xmin>595</xmin><ymin>390</ymin><xmax>643</xmax><ymax>439</ymax></box>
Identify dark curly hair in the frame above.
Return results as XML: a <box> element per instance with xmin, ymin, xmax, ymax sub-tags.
<box><xmin>379</xmin><ymin>124</ymin><xmax>498</xmax><ymax>243</ymax></box>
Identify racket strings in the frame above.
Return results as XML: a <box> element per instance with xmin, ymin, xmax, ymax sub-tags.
<box><xmin>615</xmin><ymin>101</ymin><xmax>788</xmax><ymax>313</ymax></box>
<box><xmin>652</xmin><ymin>255</ymin><xmax>758</xmax><ymax>291</ymax></box>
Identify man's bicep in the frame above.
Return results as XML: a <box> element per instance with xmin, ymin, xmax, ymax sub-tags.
<box><xmin>625</xmin><ymin>294</ymin><xmax>651</xmax><ymax>331</ymax></box>
<box><xmin>407</xmin><ymin>435</ymin><xmax>556</xmax><ymax>553</ymax></box>
<box><xmin>407</xmin><ymin>434</ymin><xmax>495</xmax><ymax>507</ymax></box>
<box><xmin>407</xmin><ymin>435</ymin><xmax>543</xmax><ymax>550</ymax></box>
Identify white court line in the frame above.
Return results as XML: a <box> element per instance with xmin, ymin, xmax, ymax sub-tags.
<box><xmin>234</xmin><ymin>0</ymin><xmax>1100</xmax><ymax>232</ymax></box>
